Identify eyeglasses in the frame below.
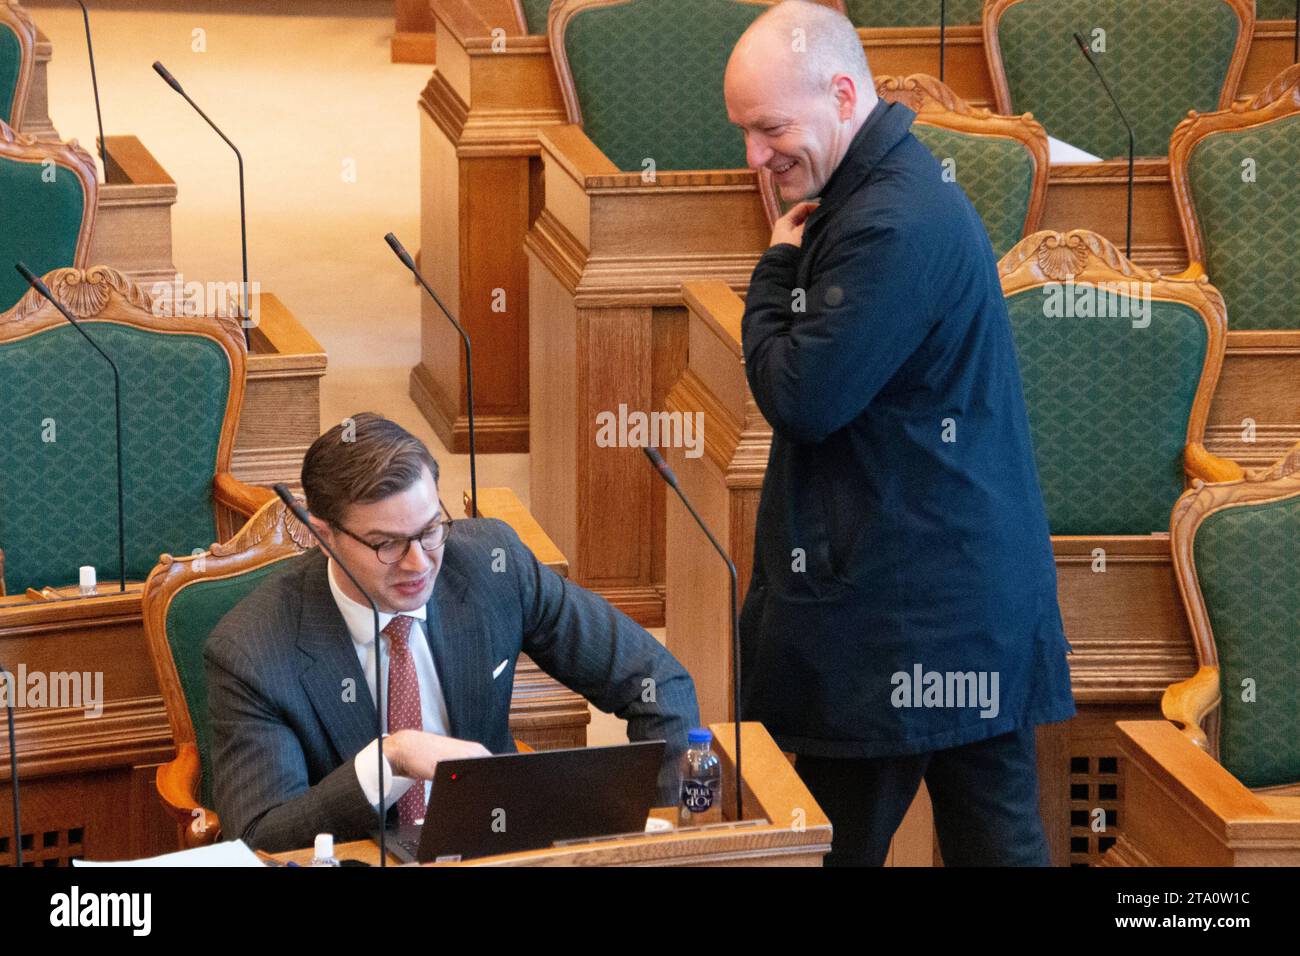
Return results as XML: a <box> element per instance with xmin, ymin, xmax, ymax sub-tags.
<box><xmin>333</xmin><ymin>505</ymin><xmax>453</xmax><ymax>565</ymax></box>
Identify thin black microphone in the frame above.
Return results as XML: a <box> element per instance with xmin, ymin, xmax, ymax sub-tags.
<box><xmin>273</xmin><ymin>483</ymin><xmax>389</xmax><ymax>867</ymax></box>
<box><xmin>74</xmin><ymin>2</ymin><xmax>106</xmax><ymax>178</ymax></box>
<box><xmin>1073</xmin><ymin>31</ymin><xmax>1134</xmax><ymax>259</ymax></box>
<box><xmin>152</xmin><ymin>61</ymin><xmax>250</xmax><ymax>348</ymax></box>
<box><xmin>642</xmin><ymin>447</ymin><xmax>742</xmax><ymax>823</ymax></box>
<box><xmin>2</xmin><ymin>660</ymin><xmax>21</xmax><ymax>867</ymax></box>
<box><xmin>1293</xmin><ymin>0</ymin><xmax>1298</xmax><ymax>65</ymax></box>
<box><xmin>384</xmin><ymin>232</ymin><xmax>477</xmax><ymax>518</ymax></box>
<box><xmin>16</xmin><ymin>262</ymin><xmax>126</xmax><ymax>595</ymax></box>
<box><xmin>938</xmin><ymin>0</ymin><xmax>947</xmax><ymax>84</ymax></box>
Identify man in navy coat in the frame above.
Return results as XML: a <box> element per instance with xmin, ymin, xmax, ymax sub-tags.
<box><xmin>724</xmin><ymin>1</ymin><xmax>1075</xmax><ymax>865</ymax></box>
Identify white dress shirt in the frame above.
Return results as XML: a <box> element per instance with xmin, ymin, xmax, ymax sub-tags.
<box><xmin>326</xmin><ymin>560</ymin><xmax>451</xmax><ymax>814</ymax></box>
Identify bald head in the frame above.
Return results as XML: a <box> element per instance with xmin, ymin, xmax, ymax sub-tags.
<box><xmin>735</xmin><ymin>0</ymin><xmax>870</xmax><ymax>94</ymax></box>
<box><xmin>725</xmin><ymin>1</ymin><xmax>877</xmax><ymax>201</ymax></box>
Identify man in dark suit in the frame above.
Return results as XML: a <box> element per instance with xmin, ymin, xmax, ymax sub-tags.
<box><xmin>206</xmin><ymin>413</ymin><xmax>698</xmax><ymax>852</ymax></box>
<box><xmin>724</xmin><ymin>2</ymin><xmax>1075</xmax><ymax>865</ymax></box>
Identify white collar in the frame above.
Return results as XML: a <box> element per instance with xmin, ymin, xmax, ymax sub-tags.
<box><xmin>326</xmin><ymin>559</ymin><xmax>427</xmax><ymax>650</ymax></box>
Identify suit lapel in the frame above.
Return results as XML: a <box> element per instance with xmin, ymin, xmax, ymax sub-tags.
<box><xmin>424</xmin><ymin>548</ymin><xmax>493</xmax><ymax>742</ymax></box>
<box><xmin>295</xmin><ymin>552</ymin><xmax>378</xmax><ymax>762</ymax></box>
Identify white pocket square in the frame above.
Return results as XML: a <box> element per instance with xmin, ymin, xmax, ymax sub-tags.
<box><xmin>492</xmin><ymin>659</ymin><xmax>509</xmax><ymax>679</ymax></box>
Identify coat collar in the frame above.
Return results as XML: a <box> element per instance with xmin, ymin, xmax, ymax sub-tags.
<box><xmin>814</xmin><ymin>99</ymin><xmax>916</xmax><ymax>212</ymax></box>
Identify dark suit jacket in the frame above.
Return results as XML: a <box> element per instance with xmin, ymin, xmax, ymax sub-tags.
<box><xmin>739</xmin><ymin>100</ymin><xmax>1075</xmax><ymax>758</ymax></box>
<box><xmin>205</xmin><ymin>517</ymin><xmax>698</xmax><ymax>852</ymax></box>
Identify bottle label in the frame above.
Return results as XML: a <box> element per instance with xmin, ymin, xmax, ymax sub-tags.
<box><xmin>681</xmin><ymin>780</ymin><xmax>715</xmax><ymax>813</ymax></box>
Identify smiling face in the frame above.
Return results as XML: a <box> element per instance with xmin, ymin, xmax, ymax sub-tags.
<box><xmin>310</xmin><ymin>464</ymin><xmax>444</xmax><ymax>614</ymax></box>
<box><xmin>723</xmin><ymin>10</ymin><xmax>875</xmax><ymax>203</ymax></box>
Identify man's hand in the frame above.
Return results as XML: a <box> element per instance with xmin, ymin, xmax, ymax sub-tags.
<box><xmin>384</xmin><ymin>730</ymin><xmax>490</xmax><ymax>780</ymax></box>
<box><xmin>770</xmin><ymin>201</ymin><xmax>819</xmax><ymax>249</ymax></box>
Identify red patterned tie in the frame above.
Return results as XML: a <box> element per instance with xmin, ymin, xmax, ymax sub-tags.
<box><xmin>384</xmin><ymin>615</ymin><xmax>426</xmax><ymax>825</ymax></box>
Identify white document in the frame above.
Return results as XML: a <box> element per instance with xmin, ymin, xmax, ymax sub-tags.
<box><xmin>72</xmin><ymin>840</ymin><xmax>265</xmax><ymax>867</ymax></box>
<box><xmin>1048</xmin><ymin>136</ymin><xmax>1103</xmax><ymax>164</ymax></box>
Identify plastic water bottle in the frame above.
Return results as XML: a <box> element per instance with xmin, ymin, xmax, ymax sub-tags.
<box><xmin>310</xmin><ymin>833</ymin><xmax>340</xmax><ymax>867</ymax></box>
<box><xmin>679</xmin><ymin>728</ymin><xmax>723</xmax><ymax>826</ymax></box>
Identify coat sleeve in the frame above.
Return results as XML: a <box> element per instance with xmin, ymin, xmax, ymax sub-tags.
<box><xmin>742</xmin><ymin>222</ymin><xmax>934</xmax><ymax>444</ymax></box>
<box><xmin>506</xmin><ymin>524</ymin><xmax>699</xmax><ymax>806</ymax></box>
<box><xmin>206</xmin><ymin>636</ymin><xmax>379</xmax><ymax>853</ymax></box>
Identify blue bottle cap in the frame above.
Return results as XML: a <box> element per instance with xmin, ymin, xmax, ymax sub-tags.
<box><xmin>687</xmin><ymin>728</ymin><xmax>712</xmax><ymax>744</ymax></box>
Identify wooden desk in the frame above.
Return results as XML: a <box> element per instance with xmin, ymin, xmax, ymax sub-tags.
<box><xmin>271</xmin><ymin>722</ymin><xmax>831</xmax><ymax>866</ymax></box>
<box><xmin>1102</xmin><ymin>720</ymin><xmax>1300</xmax><ymax>867</ymax></box>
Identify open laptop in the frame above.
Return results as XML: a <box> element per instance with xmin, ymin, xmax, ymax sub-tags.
<box><xmin>383</xmin><ymin>740</ymin><xmax>667</xmax><ymax>863</ymax></box>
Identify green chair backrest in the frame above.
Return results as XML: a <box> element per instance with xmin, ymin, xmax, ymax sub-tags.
<box><xmin>521</xmin><ymin>0</ymin><xmax>552</xmax><ymax>34</ymax></box>
<box><xmin>912</xmin><ymin>123</ymin><xmax>1036</xmax><ymax>258</ymax></box>
<box><xmin>1004</xmin><ymin>288</ymin><xmax>1207</xmax><ymax>534</ymax></box>
<box><xmin>0</xmin><ymin>141</ymin><xmax>93</xmax><ymax>311</ymax></box>
<box><xmin>559</xmin><ymin>0</ymin><xmax>767</xmax><ymax>171</ymax></box>
<box><xmin>164</xmin><ymin>559</ymin><xmax>295</xmax><ymax>808</ymax></box>
<box><xmin>1186</xmin><ymin>113</ymin><xmax>1300</xmax><ymax>331</ymax></box>
<box><xmin>994</xmin><ymin>0</ymin><xmax>1243</xmax><ymax>158</ymax></box>
<box><xmin>844</xmin><ymin>0</ymin><xmax>984</xmax><ymax>26</ymax></box>
<box><xmin>0</xmin><ymin>322</ymin><xmax>231</xmax><ymax>593</ymax></box>
<box><xmin>1193</xmin><ymin>493</ymin><xmax>1300</xmax><ymax>788</ymax></box>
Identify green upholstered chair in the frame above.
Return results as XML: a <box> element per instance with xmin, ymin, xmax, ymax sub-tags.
<box><xmin>548</xmin><ymin>0</ymin><xmax>773</xmax><ymax>171</ymax></box>
<box><xmin>0</xmin><ymin>122</ymin><xmax>98</xmax><ymax>312</ymax></box>
<box><xmin>144</xmin><ymin>496</ymin><xmax>313</xmax><ymax>847</ymax></box>
<box><xmin>1161</xmin><ymin>441</ymin><xmax>1300</xmax><ymax>795</ymax></box>
<box><xmin>998</xmin><ymin>230</ymin><xmax>1243</xmax><ymax>537</ymax></box>
<box><xmin>1169</xmin><ymin>64</ymin><xmax>1300</xmax><ymax>331</ymax></box>
<box><xmin>0</xmin><ymin>265</ymin><xmax>274</xmax><ymax>598</ymax></box>
<box><xmin>839</xmin><ymin>0</ymin><xmax>984</xmax><ymax>27</ymax></box>
<box><xmin>515</xmin><ymin>0</ymin><xmax>553</xmax><ymax>34</ymax></box>
<box><xmin>0</xmin><ymin>1</ymin><xmax>35</xmax><ymax>129</ymax></box>
<box><xmin>983</xmin><ymin>0</ymin><xmax>1255</xmax><ymax>159</ymax></box>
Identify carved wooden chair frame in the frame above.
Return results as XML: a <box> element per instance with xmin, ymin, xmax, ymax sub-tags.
<box><xmin>0</xmin><ymin>265</ymin><xmax>274</xmax><ymax>555</ymax></box>
<box><xmin>998</xmin><ymin>229</ymin><xmax>1242</xmax><ymax>485</ymax></box>
<box><xmin>1163</xmin><ymin>440</ymin><xmax>1300</xmax><ymax>796</ymax></box>
<box><xmin>1168</xmin><ymin>63</ymin><xmax>1300</xmax><ymax>280</ymax></box>
<box><xmin>759</xmin><ymin>73</ymin><xmax>1051</xmax><ymax>229</ymax></box>
<box><xmin>0</xmin><ymin>120</ymin><xmax>99</xmax><ymax>269</ymax></box>
<box><xmin>0</xmin><ymin>1</ymin><xmax>35</xmax><ymax>130</ymax></box>
<box><xmin>982</xmin><ymin>0</ymin><xmax>1257</xmax><ymax>129</ymax></box>
<box><xmin>143</xmin><ymin>496</ymin><xmax>313</xmax><ymax>847</ymax></box>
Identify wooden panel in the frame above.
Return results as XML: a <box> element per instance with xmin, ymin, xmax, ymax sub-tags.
<box><xmin>1042</xmin><ymin>160</ymin><xmax>1188</xmax><ymax>275</ymax></box>
<box><xmin>412</xmin><ymin>3</ymin><xmax>566</xmax><ymax>452</ymax></box>
<box><xmin>234</xmin><ymin>293</ymin><xmax>326</xmax><ymax>490</ymax></box>
<box><xmin>16</xmin><ymin>27</ymin><xmax>55</xmax><ymax>141</ymax></box>
<box><xmin>89</xmin><ymin>136</ymin><xmax>178</xmax><ymax>288</ymax></box>
<box><xmin>1205</xmin><ymin>332</ymin><xmax>1300</xmax><ymax>468</ymax></box>
<box><xmin>528</xmin><ymin>259</ymin><xmax>579</xmax><ymax>568</ymax></box>
<box><xmin>861</xmin><ymin>24</ymin><xmax>995</xmax><ymax>108</ymax></box>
